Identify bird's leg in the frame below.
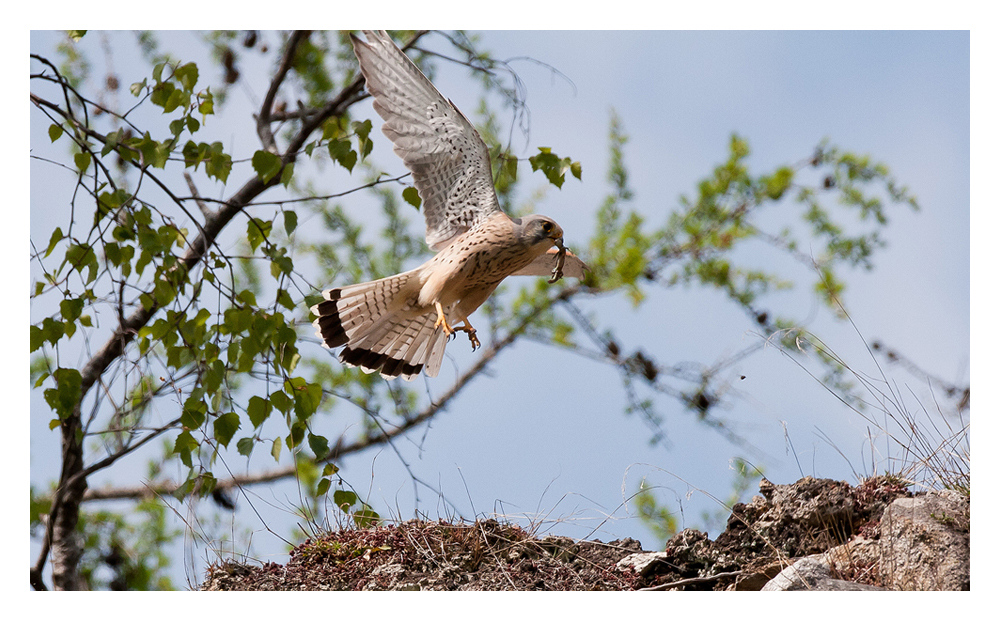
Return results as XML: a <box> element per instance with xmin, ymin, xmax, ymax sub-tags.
<box><xmin>433</xmin><ymin>304</ymin><xmax>479</xmax><ymax>350</ymax></box>
<box><xmin>433</xmin><ymin>301</ymin><xmax>456</xmax><ymax>338</ymax></box>
<box><xmin>451</xmin><ymin>319</ymin><xmax>480</xmax><ymax>351</ymax></box>
<box><xmin>549</xmin><ymin>238</ymin><xmax>568</xmax><ymax>284</ymax></box>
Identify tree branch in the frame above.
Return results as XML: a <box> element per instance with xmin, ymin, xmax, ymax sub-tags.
<box><xmin>256</xmin><ymin>30</ymin><xmax>310</xmax><ymax>153</ymax></box>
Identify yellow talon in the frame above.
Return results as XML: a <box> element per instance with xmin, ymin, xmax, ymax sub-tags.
<box><xmin>433</xmin><ymin>302</ymin><xmax>455</xmax><ymax>336</ymax></box>
<box><xmin>433</xmin><ymin>303</ymin><xmax>480</xmax><ymax>351</ymax></box>
<box><xmin>454</xmin><ymin>321</ymin><xmax>480</xmax><ymax>351</ymax></box>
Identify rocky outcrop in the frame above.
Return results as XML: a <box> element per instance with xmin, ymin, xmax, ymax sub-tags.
<box><xmin>202</xmin><ymin>476</ymin><xmax>969</xmax><ymax>591</ymax></box>
<box><xmin>759</xmin><ymin>487</ymin><xmax>969</xmax><ymax>591</ymax></box>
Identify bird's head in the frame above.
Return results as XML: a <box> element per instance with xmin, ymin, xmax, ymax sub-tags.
<box><xmin>516</xmin><ymin>215</ymin><xmax>565</xmax><ymax>249</ymax></box>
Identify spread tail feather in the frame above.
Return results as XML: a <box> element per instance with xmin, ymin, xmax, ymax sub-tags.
<box><xmin>311</xmin><ymin>270</ymin><xmax>452</xmax><ymax>380</ymax></box>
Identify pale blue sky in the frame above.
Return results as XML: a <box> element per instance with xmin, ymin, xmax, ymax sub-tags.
<box><xmin>29</xmin><ymin>28</ymin><xmax>971</xmax><ymax>586</ymax></box>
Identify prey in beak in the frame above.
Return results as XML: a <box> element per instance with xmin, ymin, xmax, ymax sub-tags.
<box><xmin>549</xmin><ymin>237</ymin><xmax>568</xmax><ymax>284</ymax></box>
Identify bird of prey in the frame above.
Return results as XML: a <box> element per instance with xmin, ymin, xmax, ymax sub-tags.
<box><xmin>311</xmin><ymin>30</ymin><xmax>586</xmax><ymax>381</ymax></box>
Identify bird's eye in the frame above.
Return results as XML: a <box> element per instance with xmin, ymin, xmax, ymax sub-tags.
<box><xmin>542</xmin><ymin>221</ymin><xmax>553</xmax><ymax>233</ymax></box>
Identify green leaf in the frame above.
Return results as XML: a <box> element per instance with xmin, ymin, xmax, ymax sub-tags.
<box><xmin>96</xmin><ymin>189</ymin><xmax>132</xmax><ymax>225</ymax></box>
<box><xmin>286</xmin><ymin>378</ymin><xmax>322</xmax><ymax>419</ymax></box>
<box><xmin>197</xmin><ymin>472</ymin><xmax>218</xmax><ymax>498</ymax></box>
<box><xmin>152</xmin><ymin>61</ymin><xmax>167</xmax><ymax>83</ymax></box>
<box><xmin>352</xmin><ymin>119</ymin><xmax>373</xmax><ymax>160</ymax></box>
<box><xmin>168</xmin><ymin>118</ymin><xmax>187</xmax><ymax>137</ymax></box>
<box><xmin>172</xmin><ymin>477</ymin><xmax>197</xmax><ymax>501</ymax></box>
<box><xmin>276</xmin><ymin>288</ymin><xmax>296</xmax><ymax>311</ymax></box>
<box><xmin>763</xmin><ymin>166</ymin><xmax>794</xmax><ymax>200</ymax></box>
<box><xmin>30</xmin><ymin>325</ymin><xmax>44</xmax><ymax>352</ymax></box>
<box><xmin>528</xmin><ymin>147</ymin><xmax>580</xmax><ymax>189</ymax></box>
<box><xmin>67</xmin><ymin>30</ymin><xmax>86</xmax><ymax>41</ymax></box>
<box><xmin>163</xmin><ymin>88</ymin><xmax>190</xmax><ymax>113</ymax></box>
<box><xmin>286</xmin><ymin>421</ymin><xmax>306</xmax><ymax>448</ymax></box>
<box><xmin>213</xmin><ymin>412</ymin><xmax>241</xmax><ymax>447</ymax></box>
<box><xmin>43</xmin><ymin>367</ymin><xmax>82</xmax><ymax>420</ymax></box>
<box><xmin>45</xmin><ymin>227</ymin><xmax>63</xmax><ymax>258</ymax></box>
<box><xmin>327</xmin><ymin>138</ymin><xmax>357</xmax><ymax>172</ymax></box>
<box><xmin>135</xmin><ymin>133</ymin><xmax>170</xmax><ymax>168</ymax></box>
<box><xmin>174</xmin><ymin>62</ymin><xmax>199</xmax><ymax>91</ymax></box>
<box><xmin>353</xmin><ymin>506</ymin><xmax>380</xmax><ymax>529</ymax></box>
<box><xmin>48</xmin><ymin>124</ymin><xmax>64</xmax><ymax>143</ymax></box>
<box><xmin>247</xmin><ymin>395</ymin><xmax>271</xmax><ymax>428</ymax></box>
<box><xmin>333</xmin><ymin>489</ymin><xmax>358</xmax><ymax>511</ymax></box>
<box><xmin>237</xmin><ymin>289</ymin><xmax>257</xmax><ymax>307</ymax></box>
<box><xmin>60</xmin><ymin>298</ymin><xmax>84</xmax><ymax>322</ymax></box>
<box><xmin>150</xmin><ymin>81</ymin><xmax>174</xmax><ymax>108</ymax></box>
<box><xmin>251</xmin><ymin>150</ymin><xmax>283</xmax><ymax>184</ymax></box>
<box><xmin>40</xmin><ymin>317</ymin><xmax>65</xmax><ymax>346</ymax></box>
<box><xmin>181</xmin><ymin>397</ymin><xmax>207</xmax><ymax>429</ymax></box>
<box><xmin>269</xmin><ymin>250</ymin><xmax>293</xmax><ymax>278</ymax></box>
<box><xmin>402</xmin><ymin>186</ymin><xmax>421</xmax><ymax>209</ymax></box>
<box><xmin>316</xmin><ymin>478</ymin><xmax>332</xmax><ymax>496</ymax></box>
<box><xmin>179</xmin><ymin>140</ymin><xmax>231</xmax><ymax>182</ymax></box>
<box><xmin>283</xmin><ymin>210</ymin><xmax>298</xmax><ymax>236</ymax></box>
<box><xmin>308</xmin><ymin>433</ymin><xmax>329</xmax><ymax>459</ymax></box>
<box><xmin>222</xmin><ymin>308</ymin><xmax>251</xmax><ymax>335</ymax></box>
<box><xmin>279</xmin><ymin>162</ymin><xmax>295</xmax><ymax>187</ymax></box>
<box><xmin>129</xmin><ymin>79</ymin><xmax>147</xmax><ymax>97</ymax></box>
<box><xmin>503</xmin><ymin>155</ymin><xmax>518</xmax><ymax>183</ymax></box>
<box><xmin>236</xmin><ymin>437</ymin><xmax>255</xmax><ymax>457</ymax></box>
<box><xmin>64</xmin><ymin>243</ymin><xmax>98</xmax><ymax>284</ymax></box>
<box><xmin>271</xmin><ymin>437</ymin><xmax>282</xmax><ymax>461</ymax></box>
<box><xmin>198</xmin><ymin>89</ymin><xmax>214</xmax><ymax>115</ymax></box>
<box><xmin>269</xmin><ymin>390</ymin><xmax>290</xmax><ymax>414</ymax></box>
<box><xmin>74</xmin><ymin>151</ymin><xmax>92</xmax><ymax>173</ymax></box>
<box><xmin>173</xmin><ymin>430</ymin><xmax>199</xmax><ymax>468</ymax></box>
<box><xmin>246</xmin><ymin>218</ymin><xmax>272</xmax><ymax>252</ymax></box>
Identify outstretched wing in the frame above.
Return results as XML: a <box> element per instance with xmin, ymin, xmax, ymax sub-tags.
<box><xmin>351</xmin><ymin>30</ymin><xmax>504</xmax><ymax>251</ymax></box>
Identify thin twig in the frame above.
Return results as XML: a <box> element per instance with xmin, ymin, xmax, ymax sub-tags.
<box><xmin>183</xmin><ymin>172</ymin><xmax>213</xmax><ymax>219</ymax></box>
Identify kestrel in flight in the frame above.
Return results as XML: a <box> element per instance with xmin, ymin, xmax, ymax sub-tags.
<box><xmin>311</xmin><ymin>30</ymin><xmax>586</xmax><ymax>380</ymax></box>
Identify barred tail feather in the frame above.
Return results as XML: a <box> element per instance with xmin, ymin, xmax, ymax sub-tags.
<box><xmin>422</xmin><ymin>327</ymin><xmax>450</xmax><ymax>378</ymax></box>
<box><xmin>311</xmin><ymin>270</ymin><xmax>454</xmax><ymax>380</ymax></box>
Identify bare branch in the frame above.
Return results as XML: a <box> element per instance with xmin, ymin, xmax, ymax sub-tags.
<box><xmin>183</xmin><ymin>172</ymin><xmax>213</xmax><ymax>219</ymax></box>
<box><xmin>256</xmin><ymin>30</ymin><xmax>310</xmax><ymax>153</ymax></box>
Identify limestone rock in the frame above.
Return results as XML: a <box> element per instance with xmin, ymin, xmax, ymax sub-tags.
<box><xmin>877</xmin><ymin>489</ymin><xmax>970</xmax><ymax>590</ymax></box>
<box><xmin>616</xmin><ymin>552</ymin><xmax>672</xmax><ymax>577</ymax></box>
<box><xmin>762</xmin><ymin>555</ymin><xmax>886</xmax><ymax>591</ymax></box>
<box><xmin>761</xmin><ymin>554</ymin><xmax>886</xmax><ymax>591</ymax></box>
